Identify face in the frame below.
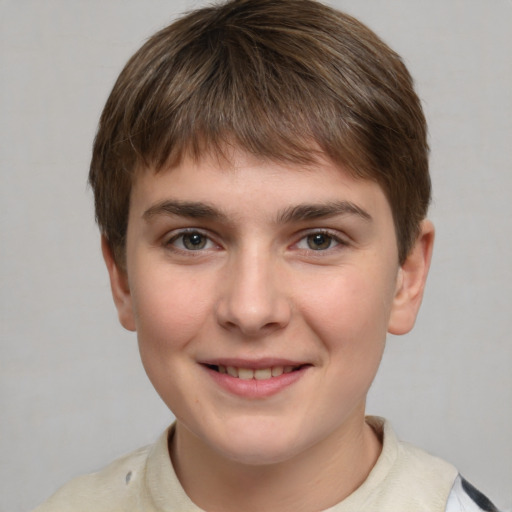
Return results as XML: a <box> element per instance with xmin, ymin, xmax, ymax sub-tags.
<box><xmin>105</xmin><ymin>150</ymin><xmax>433</xmax><ymax>466</ymax></box>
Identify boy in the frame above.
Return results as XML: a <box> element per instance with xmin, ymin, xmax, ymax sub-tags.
<box><xmin>35</xmin><ymin>0</ymin><xmax>500</xmax><ymax>510</ymax></box>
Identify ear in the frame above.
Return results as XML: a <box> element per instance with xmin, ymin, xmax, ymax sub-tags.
<box><xmin>101</xmin><ymin>235</ymin><xmax>136</xmax><ymax>332</ymax></box>
<box><xmin>388</xmin><ymin>220</ymin><xmax>435</xmax><ymax>335</ymax></box>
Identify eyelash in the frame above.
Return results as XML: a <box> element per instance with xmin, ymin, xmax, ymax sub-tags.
<box><xmin>294</xmin><ymin>229</ymin><xmax>347</xmax><ymax>252</ymax></box>
<box><xmin>165</xmin><ymin>229</ymin><xmax>218</xmax><ymax>253</ymax></box>
<box><xmin>164</xmin><ymin>228</ymin><xmax>348</xmax><ymax>254</ymax></box>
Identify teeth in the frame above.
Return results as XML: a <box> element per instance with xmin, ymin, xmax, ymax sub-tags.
<box><xmin>216</xmin><ymin>365</ymin><xmax>299</xmax><ymax>380</ymax></box>
<box><xmin>254</xmin><ymin>368</ymin><xmax>272</xmax><ymax>380</ymax></box>
<box><xmin>271</xmin><ymin>366</ymin><xmax>284</xmax><ymax>377</ymax></box>
<box><xmin>238</xmin><ymin>368</ymin><xmax>254</xmax><ymax>380</ymax></box>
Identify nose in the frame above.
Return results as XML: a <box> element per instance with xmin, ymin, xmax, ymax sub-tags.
<box><xmin>215</xmin><ymin>248</ymin><xmax>291</xmax><ymax>337</ymax></box>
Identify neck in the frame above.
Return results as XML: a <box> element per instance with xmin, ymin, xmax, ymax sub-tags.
<box><xmin>169</xmin><ymin>413</ymin><xmax>382</xmax><ymax>512</ymax></box>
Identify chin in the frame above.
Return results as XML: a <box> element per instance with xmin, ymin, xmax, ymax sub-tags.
<box><xmin>219</xmin><ymin>442</ymin><xmax>300</xmax><ymax>466</ymax></box>
<box><xmin>206</xmin><ymin>420</ymin><xmax>310</xmax><ymax>466</ymax></box>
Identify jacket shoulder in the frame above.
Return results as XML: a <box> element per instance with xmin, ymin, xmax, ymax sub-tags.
<box><xmin>32</xmin><ymin>444</ymin><xmax>151</xmax><ymax>512</ymax></box>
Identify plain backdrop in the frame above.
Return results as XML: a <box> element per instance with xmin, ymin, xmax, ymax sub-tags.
<box><xmin>1</xmin><ymin>1</ymin><xmax>511</xmax><ymax>511</ymax></box>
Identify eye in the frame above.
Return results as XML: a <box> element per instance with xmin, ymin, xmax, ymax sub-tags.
<box><xmin>296</xmin><ymin>231</ymin><xmax>341</xmax><ymax>251</ymax></box>
<box><xmin>167</xmin><ymin>231</ymin><xmax>215</xmax><ymax>251</ymax></box>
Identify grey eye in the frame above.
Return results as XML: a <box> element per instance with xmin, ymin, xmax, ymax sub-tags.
<box><xmin>306</xmin><ymin>233</ymin><xmax>333</xmax><ymax>250</ymax></box>
<box><xmin>182</xmin><ymin>232</ymin><xmax>208</xmax><ymax>250</ymax></box>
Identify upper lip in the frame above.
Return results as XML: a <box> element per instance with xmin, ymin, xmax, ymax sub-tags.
<box><xmin>199</xmin><ymin>358</ymin><xmax>310</xmax><ymax>369</ymax></box>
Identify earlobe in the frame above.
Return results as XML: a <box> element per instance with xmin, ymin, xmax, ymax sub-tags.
<box><xmin>101</xmin><ymin>236</ymin><xmax>136</xmax><ymax>332</ymax></box>
<box><xmin>388</xmin><ymin>220</ymin><xmax>435</xmax><ymax>335</ymax></box>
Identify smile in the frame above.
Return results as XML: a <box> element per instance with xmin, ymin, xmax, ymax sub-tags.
<box><xmin>202</xmin><ymin>361</ymin><xmax>311</xmax><ymax>398</ymax></box>
<box><xmin>207</xmin><ymin>364</ymin><xmax>303</xmax><ymax>380</ymax></box>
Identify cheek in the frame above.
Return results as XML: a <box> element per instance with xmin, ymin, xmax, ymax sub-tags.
<box><xmin>295</xmin><ymin>265</ymin><xmax>396</xmax><ymax>393</ymax></box>
<box><xmin>131</xmin><ymin>269</ymin><xmax>214</xmax><ymax>353</ymax></box>
<box><xmin>299</xmin><ymin>271</ymin><xmax>393</xmax><ymax>342</ymax></box>
<box><xmin>291</xmin><ymin>271</ymin><xmax>391</xmax><ymax>429</ymax></box>
<box><xmin>130</xmin><ymin>271</ymin><xmax>216</xmax><ymax>410</ymax></box>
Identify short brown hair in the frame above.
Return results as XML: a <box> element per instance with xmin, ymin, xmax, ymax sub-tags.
<box><xmin>89</xmin><ymin>0</ymin><xmax>430</xmax><ymax>265</ymax></box>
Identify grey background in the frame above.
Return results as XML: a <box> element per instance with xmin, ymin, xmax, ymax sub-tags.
<box><xmin>1</xmin><ymin>1</ymin><xmax>511</xmax><ymax>511</ymax></box>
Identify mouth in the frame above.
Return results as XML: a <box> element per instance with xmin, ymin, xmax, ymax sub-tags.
<box><xmin>201</xmin><ymin>360</ymin><xmax>311</xmax><ymax>398</ymax></box>
<box><xmin>204</xmin><ymin>364</ymin><xmax>308</xmax><ymax>381</ymax></box>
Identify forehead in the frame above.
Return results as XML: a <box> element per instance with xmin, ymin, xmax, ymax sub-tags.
<box><xmin>134</xmin><ymin>150</ymin><xmax>383</xmax><ymax>202</ymax></box>
<box><xmin>129</xmin><ymin>150</ymin><xmax>394</xmax><ymax>238</ymax></box>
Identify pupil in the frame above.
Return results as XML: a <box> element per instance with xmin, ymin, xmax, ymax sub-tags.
<box><xmin>308</xmin><ymin>233</ymin><xmax>331</xmax><ymax>250</ymax></box>
<box><xmin>184</xmin><ymin>233</ymin><xmax>206</xmax><ymax>250</ymax></box>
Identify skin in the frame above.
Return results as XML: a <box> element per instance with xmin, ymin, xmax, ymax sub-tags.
<box><xmin>103</xmin><ymin>149</ymin><xmax>434</xmax><ymax>512</ymax></box>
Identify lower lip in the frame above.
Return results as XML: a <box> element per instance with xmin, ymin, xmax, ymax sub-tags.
<box><xmin>203</xmin><ymin>366</ymin><xmax>309</xmax><ymax>399</ymax></box>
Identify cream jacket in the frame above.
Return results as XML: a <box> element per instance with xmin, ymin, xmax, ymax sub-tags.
<box><xmin>34</xmin><ymin>417</ymin><xmax>461</xmax><ymax>512</ymax></box>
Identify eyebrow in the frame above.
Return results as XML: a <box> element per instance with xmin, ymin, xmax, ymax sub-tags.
<box><xmin>143</xmin><ymin>200</ymin><xmax>228</xmax><ymax>222</ymax></box>
<box><xmin>276</xmin><ymin>201</ymin><xmax>372</xmax><ymax>224</ymax></box>
<box><xmin>142</xmin><ymin>199</ymin><xmax>372</xmax><ymax>224</ymax></box>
